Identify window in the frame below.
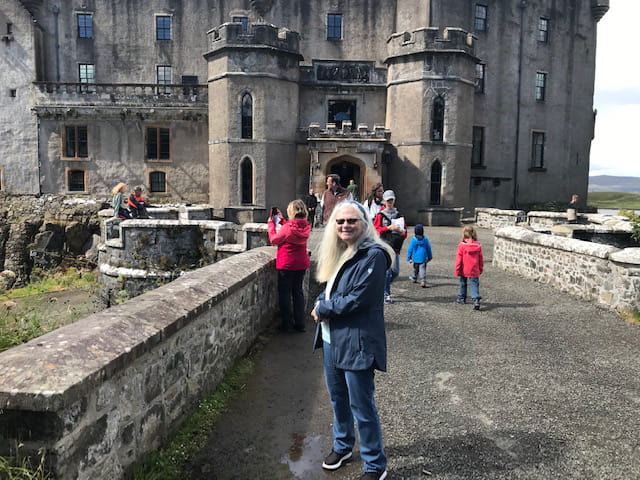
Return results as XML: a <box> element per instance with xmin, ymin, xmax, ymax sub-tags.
<box><xmin>241</xmin><ymin>93</ymin><xmax>253</xmax><ymax>139</ymax></box>
<box><xmin>67</xmin><ymin>169</ymin><xmax>86</xmax><ymax>192</ymax></box>
<box><xmin>64</xmin><ymin>126</ymin><xmax>88</xmax><ymax>158</ymax></box>
<box><xmin>475</xmin><ymin>63</ymin><xmax>485</xmax><ymax>94</ymax></box>
<box><xmin>77</xmin><ymin>14</ymin><xmax>93</xmax><ymax>39</ymax></box>
<box><xmin>233</xmin><ymin>16</ymin><xmax>249</xmax><ymax>33</ymax></box>
<box><xmin>9</xmin><ymin>89</ymin><xmax>16</xmax><ymax>98</ymax></box>
<box><xmin>531</xmin><ymin>132</ymin><xmax>545</xmax><ymax>168</ymax></box>
<box><xmin>474</xmin><ymin>4</ymin><xmax>487</xmax><ymax>31</ymax></box>
<box><xmin>535</xmin><ymin>72</ymin><xmax>547</xmax><ymax>101</ymax></box>
<box><xmin>156</xmin><ymin>15</ymin><xmax>171</xmax><ymax>40</ymax></box>
<box><xmin>431</xmin><ymin>96</ymin><xmax>445</xmax><ymax>142</ymax></box>
<box><xmin>146</xmin><ymin>127</ymin><xmax>170</xmax><ymax>160</ymax></box>
<box><xmin>328</xmin><ymin>100</ymin><xmax>356</xmax><ymax>129</ymax></box>
<box><xmin>7</xmin><ymin>23</ymin><xmax>13</xmax><ymax>35</ymax></box>
<box><xmin>79</xmin><ymin>64</ymin><xmax>95</xmax><ymax>92</ymax></box>
<box><xmin>181</xmin><ymin>75</ymin><xmax>198</xmax><ymax>96</ymax></box>
<box><xmin>149</xmin><ymin>171</ymin><xmax>167</xmax><ymax>192</ymax></box>
<box><xmin>471</xmin><ymin>126</ymin><xmax>484</xmax><ymax>167</ymax></box>
<box><xmin>430</xmin><ymin>161</ymin><xmax>442</xmax><ymax>205</ymax></box>
<box><xmin>538</xmin><ymin>17</ymin><xmax>549</xmax><ymax>43</ymax></box>
<box><xmin>327</xmin><ymin>13</ymin><xmax>342</xmax><ymax>40</ymax></box>
<box><xmin>156</xmin><ymin>65</ymin><xmax>172</xmax><ymax>94</ymax></box>
<box><xmin>240</xmin><ymin>157</ymin><xmax>254</xmax><ymax>204</ymax></box>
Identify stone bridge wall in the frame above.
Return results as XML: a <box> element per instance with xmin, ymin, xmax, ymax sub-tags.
<box><xmin>494</xmin><ymin>226</ymin><xmax>640</xmax><ymax>312</ymax></box>
<box><xmin>0</xmin><ymin>247</ymin><xmax>278</xmax><ymax>479</ymax></box>
<box><xmin>475</xmin><ymin>208</ymin><xmax>526</xmax><ymax>230</ymax></box>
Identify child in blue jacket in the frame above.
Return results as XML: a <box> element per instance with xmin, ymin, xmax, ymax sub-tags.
<box><xmin>407</xmin><ymin>224</ymin><xmax>433</xmax><ymax>288</ymax></box>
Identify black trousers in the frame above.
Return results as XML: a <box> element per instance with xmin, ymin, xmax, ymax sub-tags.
<box><xmin>277</xmin><ymin>269</ymin><xmax>306</xmax><ymax>330</ymax></box>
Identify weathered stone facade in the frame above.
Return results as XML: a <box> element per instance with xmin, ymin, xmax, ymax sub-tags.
<box><xmin>0</xmin><ymin>247</ymin><xmax>278</xmax><ymax>479</ymax></box>
<box><xmin>0</xmin><ymin>0</ymin><xmax>609</xmax><ymax>222</ymax></box>
<box><xmin>494</xmin><ymin>226</ymin><xmax>640</xmax><ymax>313</ymax></box>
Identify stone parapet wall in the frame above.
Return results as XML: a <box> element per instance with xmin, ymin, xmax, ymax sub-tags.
<box><xmin>475</xmin><ymin>208</ymin><xmax>526</xmax><ymax>230</ymax></box>
<box><xmin>494</xmin><ymin>226</ymin><xmax>640</xmax><ymax>312</ymax></box>
<box><xmin>0</xmin><ymin>247</ymin><xmax>278</xmax><ymax>479</ymax></box>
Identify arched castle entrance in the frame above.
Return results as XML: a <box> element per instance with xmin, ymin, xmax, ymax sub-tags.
<box><xmin>328</xmin><ymin>156</ymin><xmax>361</xmax><ymax>190</ymax></box>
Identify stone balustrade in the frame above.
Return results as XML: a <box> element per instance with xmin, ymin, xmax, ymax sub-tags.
<box><xmin>494</xmin><ymin>226</ymin><xmax>640</xmax><ymax>312</ymax></box>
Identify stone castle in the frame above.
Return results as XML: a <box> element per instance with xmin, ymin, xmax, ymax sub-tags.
<box><xmin>1</xmin><ymin>0</ymin><xmax>609</xmax><ymax>223</ymax></box>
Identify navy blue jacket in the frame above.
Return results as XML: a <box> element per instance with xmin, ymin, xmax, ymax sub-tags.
<box><xmin>313</xmin><ymin>239</ymin><xmax>391</xmax><ymax>372</ymax></box>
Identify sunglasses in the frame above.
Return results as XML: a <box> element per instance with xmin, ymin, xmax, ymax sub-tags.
<box><xmin>335</xmin><ymin>218</ymin><xmax>360</xmax><ymax>225</ymax></box>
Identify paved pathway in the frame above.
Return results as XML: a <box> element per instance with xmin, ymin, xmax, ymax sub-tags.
<box><xmin>186</xmin><ymin>227</ymin><xmax>640</xmax><ymax>479</ymax></box>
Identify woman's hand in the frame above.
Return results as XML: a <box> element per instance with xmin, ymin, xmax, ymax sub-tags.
<box><xmin>311</xmin><ymin>307</ymin><xmax>319</xmax><ymax>324</ymax></box>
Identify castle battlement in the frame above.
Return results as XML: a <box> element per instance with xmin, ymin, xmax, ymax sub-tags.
<box><xmin>206</xmin><ymin>22</ymin><xmax>300</xmax><ymax>55</ymax></box>
<box><xmin>386</xmin><ymin>26</ymin><xmax>475</xmax><ymax>60</ymax></box>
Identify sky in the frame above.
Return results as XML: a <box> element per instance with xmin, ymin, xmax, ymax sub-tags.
<box><xmin>590</xmin><ymin>1</ymin><xmax>640</xmax><ymax>178</ymax></box>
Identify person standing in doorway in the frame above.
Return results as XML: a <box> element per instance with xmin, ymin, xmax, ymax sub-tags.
<box><xmin>347</xmin><ymin>179</ymin><xmax>359</xmax><ymax>202</ymax></box>
<box><xmin>321</xmin><ymin>174</ymin><xmax>352</xmax><ymax>225</ymax></box>
<box><xmin>363</xmin><ymin>183</ymin><xmax>384</xmax><ymax>221</ymax></box>
<box><xmin>567</xmin><ymin>194</ymin><xmax>579</xmax><ymax>224</ymax></box>
<box><xmin>304</xmin><ymin>187</ymin><xmax>319</xmax><ymax>229</ymax></box>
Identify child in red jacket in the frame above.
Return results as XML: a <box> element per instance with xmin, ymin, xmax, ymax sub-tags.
<box><xmin>455</xmin><ymin>225</ymin><xmax>484</xmax><ymax>310</ymax></box>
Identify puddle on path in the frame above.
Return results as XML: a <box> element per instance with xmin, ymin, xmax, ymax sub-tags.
<box><xmin>282</xmin><ymin>433</ymin><xmax>329</xmax><ymax>478</ymax></box>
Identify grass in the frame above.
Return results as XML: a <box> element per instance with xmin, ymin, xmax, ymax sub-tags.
<box><xmin>130</xmin><ymin>357</ymin><xmax>255</xmax><ymax>480</ymax></box>
<box><xmin>0</xmin><ymin>268</ymin><xmax>96</xmax><ymax>301</ymax></box>
<box><xmin>587</xmin><ymin>192</ymin><xmax>640</xmax><ymax>210</ymax></box>
<box><xmin>622</xmin><ymin>311</ymin><xmax>640</xmax><ymax>325</ymax></box>
<box><xmin>0</xmin><ymin>449</ymin><xmax>49</xmax><ymax>480</ymax></box>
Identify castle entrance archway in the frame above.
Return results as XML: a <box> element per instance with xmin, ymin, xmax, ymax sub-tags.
<box><xmin>330</xmin><ymin>160</ymin><xmax>360</xmax><ymax>189</ymax></box>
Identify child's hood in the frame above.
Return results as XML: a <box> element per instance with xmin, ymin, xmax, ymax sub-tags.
<box><xmin>461</xmin><ymin>240</ymin><xmax>482</xmax><ymax>254</ymax></box>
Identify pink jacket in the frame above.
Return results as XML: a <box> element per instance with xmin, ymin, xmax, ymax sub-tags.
<box><xmin>455</xmin><ymin>240</ymin><xmax>484</xmax><ymax>278</ymax></box>
<box><xmin>267</xmin><ymin>218</ymin><xmax>311</xmax><ymax>271</ymax></box>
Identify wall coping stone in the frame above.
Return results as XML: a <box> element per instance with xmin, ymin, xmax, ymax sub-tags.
<box><xmin>495</xmin><ymin>226</ymin><xmax>619</xmax><ymax>259</ymax></box>
<box><xmin>0</xmin><ymin>246</ymin><xmax>276</xmax><ymax>412</ymax></box>
<box><xmin>527</xmin><ymin>211</ymin><xmax>570</xmax><ymax>219</ymax></box>
<box><xmin>476</xmin><ymin>208</ymin><xmax>525</xmax><ymax>216</ymax></box>
<box><xmin>609</xmin><ymin>248</ymin><xmax>640</xmax><ymax>266</ymax></box>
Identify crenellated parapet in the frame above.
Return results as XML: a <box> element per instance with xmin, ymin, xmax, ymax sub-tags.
<box><xmin>591</xmin><ymin>0</ymin><xmax>609</xmax><ymax>22</ymax></box>
<box><xmin>386</xmin><ymin>27</ymin><xmax>476</xmax><ymax>62</ymax></box>
<box><xmin>205</xmin><ymin>22</ymin><xmax>302</xmax><ymax>59</ymax></box>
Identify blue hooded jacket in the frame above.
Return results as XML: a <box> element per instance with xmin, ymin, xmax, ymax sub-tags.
<box><xmin>313</xmin><ymin>238</ymin><xmax>391</xmax><ymax>372</ymax></box>
<box><xmin>407</xmin><ymin>234</ymin><xmax>433</xmax><ymax>264</ymax></box>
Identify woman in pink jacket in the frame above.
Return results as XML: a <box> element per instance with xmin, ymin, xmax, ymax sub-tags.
<box><xmin>454</xmin><ymin>225</ymin><xmax>484</xmax><ymax>310</ymax></box>
<box><xmin>268</xmin><ymin>199</ymin><xmax>311</xmax><ymax>332</ymax></box>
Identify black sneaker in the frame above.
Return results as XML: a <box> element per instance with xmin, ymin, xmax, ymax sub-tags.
<box><xmin>359</xmin><ymin>471</ymin><xmax>388</xmax><ymax>480</ymax></box>
<box><xmin>322</xmin><ymin>449</ymin><xmax>352</xmax><ymax>470</ymax></box>
<box><xmin>473</xmin><ymin>299</ymin><xmax>481</xmax><ymax>310</ymax></box>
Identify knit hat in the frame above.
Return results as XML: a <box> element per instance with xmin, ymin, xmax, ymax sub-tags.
<box><xmin>382</xmin><ymin>190</ymin><xmax>396</xmax><ymax>201</ymax></box>
<box><xmin>414</xmin><ymin>224</ymin><xmax>424</xmax><ymax>236</ymax></box>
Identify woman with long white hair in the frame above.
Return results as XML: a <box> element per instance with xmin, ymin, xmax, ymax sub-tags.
<box><xmin>311</xmin><ymin>200</ymin><xmax>393</xmax><ymax>480</ymax></box>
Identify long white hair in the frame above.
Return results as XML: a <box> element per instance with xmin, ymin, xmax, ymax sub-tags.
<box><xmin>315</xmin><ymin>200</ymin><xmax>394</xmax><ymax>283</ymax></box>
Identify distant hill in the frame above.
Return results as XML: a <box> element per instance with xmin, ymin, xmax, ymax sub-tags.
<box><xmin>588</xmin><ymin>175</ymin><xmax>640</xmax><ymax>193</ymax></box>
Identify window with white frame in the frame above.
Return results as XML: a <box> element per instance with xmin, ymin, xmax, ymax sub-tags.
<box><xmin>156</xmin><ymin>65</ymin><xmax>172</xmax><ymax>94</ymax></box>
<box><xmin>535</xmin><ymin>72</ymin><xmax>547</xmax><ymax>101</ymax></box>
<box><xmin>156</xmin><ymin>15</ymin><xmax>171</xmax><ymax>40</ymax></box>
<box><xmin>79</xmin><ymin>64</ymin><xmax>95</xmax><ymax>92</ymax></box>
<box><xmin>538</xmin><ymin>17</ymin><xmax>549</xmax><ymax>43</ymax></box>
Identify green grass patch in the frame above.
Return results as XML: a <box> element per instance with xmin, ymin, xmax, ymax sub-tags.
<box><xmin>131</xmin><ymin>357</ymin><xmax>254</xmax><ymax>480</ymax></box>
<box><xmin>587</xmin><ymin>192</ymin><xmax>640</xmax><ymax>210</ymax></box>
<box><xmin>0</xmin><ymin>268</ymin><xmax>96</xmax><ymax>301</ymax></box>
<box><xmin>0</xmin><ymin>449</ymin><xmax>49</xmax><ymax>480</ymax></box>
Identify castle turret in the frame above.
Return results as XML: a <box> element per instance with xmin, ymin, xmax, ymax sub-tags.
<box><xmin>591</xmin><ymin>0</ymin><xmax>609</xmax><ymax>22</ymax></box>
<box><xmin>385</xmin><ymin>27</ymin><xmax>477</xmax><ymax>223</ymax></box>
<box><xmin>204</xmin><ymin>22</ymin><xmax>302</xmax><ymax>222</ymax></box>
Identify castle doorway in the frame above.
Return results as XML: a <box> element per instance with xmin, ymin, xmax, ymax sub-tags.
<box><xmin>330</xmin><ymin>160</ymin><xmax>361</xmax><ymax>189</ymax></box>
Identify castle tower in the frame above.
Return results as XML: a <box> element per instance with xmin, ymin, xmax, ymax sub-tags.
<box><xmin>385</xmin><ymin>27</ymin><xmax>477</xmax><ymax>224</ymax></box>
<box><xmin>204</xmin><ymin>22</ymin><xmax>302</xmax><ymax>222</ymax></box>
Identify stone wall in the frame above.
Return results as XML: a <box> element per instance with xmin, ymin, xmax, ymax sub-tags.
<box><xmin>0</xmin><ymin>247</ymin><xmax>278</xmax><ymax>479</ymax></box>
<box><xmin>475</xmin><ymin>208</ymin><xmax>526</xmax><ymax>230</ymax></box>
<box><xmin>494</xmin><ymin>226</ymin><xmax>640</xmax><ymax>312</ymax></box>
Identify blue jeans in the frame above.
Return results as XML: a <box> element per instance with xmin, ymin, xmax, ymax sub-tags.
<box><xmin>384</xmin><ymin>253</ymin><xmax>400</xmax><ymax>296</ymax></box>
<box><xmin>323</xmin><ymin>342</ymin><xmax>387</xmax><ymax>473</ymax></box>
<box><xmin>458</xmin><ymin>276</ymin><xmax>481</xmax><ymax>301</ymax></box>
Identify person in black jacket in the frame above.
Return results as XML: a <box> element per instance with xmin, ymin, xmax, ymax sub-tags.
<box><xmin>303</xmin><ymin>187</ymin><xmax>319</xmax><ymax>229</ymax></box>
<box><xmin>311</xmin><ymin>200</ymin><xmax>394</xmax><ymax>480</ymax></box>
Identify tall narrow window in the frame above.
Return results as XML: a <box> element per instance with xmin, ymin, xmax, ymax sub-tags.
<box><xmin>7</xmin><ymin>23</ymin><xmax>13</xmax><ymax>35</ymax></box>
<box><xmin>156</xmin><ymin>15</ymin><xmax>171</xmax><ymax>40</ymax></box>
<box><xmin>531</xmin><ymin>132</ymin><xmax>545</xmax><ymax>168</ymax></box>
<box><xmin>149</xmin><ymin>171</ymin><xmax>167</xmax><ymax>192</ymax></box>
<box><xmin>156</xmin><ymin>65</ymin><xmax>172</xmax><ymax>94</ymax></box>
<box><xmin>535</xmin><ymin>72</ymin><xmax>547</xmax><ymax>101</ymax></box>
<box><xmin>430</xmin><ymin>161</ymin><xmax>442</xmax><ymax>205</ymax></box>
<box><xmin>233</xmin><ymin>16</ymin><xmax>249</xmax><ymax>33</ymax></box>
<box><xmin>77</xmin><ymin>14</ymin><xmax>93</xmax><ymax>39</ymax></box>
<box><xmin>146</xmin><ymin>127</ymin><xmax>170</xmax><ymax>160</ymax></box>
<box><xmin>64</xmin><ymin>126</ymin><xmax>88</xmax><ymax>158</ymax></box>
<box><xmin>475</xmin><ymin>63</ymin><xmax>485</xmax><ymax>94</ymax></box>
<box><xmin>327</xmin><ymin>13</ymin><xmax>342</xmax><ymax>40</ymax></box>
<box><xmin>67</xmin><ymin>170</ymin><xmax>86</xmax><ymax>192</ymax></box>
<box><xmin>474</xmin><ymin>4</ymin><xmax>487</xmax><ymax>31</ymax></box>
<box><xmin>240</xmin><ymin>157</ymin><xmax>254</xmax><ymax>204</ymax></box>
<box><xmin>241</xmin><ymin>93</ymin><xmax>253</xmax><ymax>139</ymax></box>
<box><xmin>431</xmin><ymin>96</ymin><xmax>445</xmax><ymax>142</ymax></box>
<box><xmin>471</xmin><ymin>127</ymin><xmax>484</xmax><ymax>167</ymax></box>
<box><xmin>79</xmin><ymin>64</ymin><xmax>95</xmax><ymax>92</ymax></box>
<box><xmin>538</xmin><ymin>17</ymin><xmax>549</xmax><ymax>43</ymax></box>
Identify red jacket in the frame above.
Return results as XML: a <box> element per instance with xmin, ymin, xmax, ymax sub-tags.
<box><xmin>267</xmin><ymin>218</ymin><xmax>311</xmax><ymax>271</ymax></box>
<box><xmin>455</xmin><ymin>240</ymin><xmax>484</xmax><ymax>278</ymax></box>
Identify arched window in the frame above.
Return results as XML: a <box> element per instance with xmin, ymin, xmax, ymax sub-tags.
<box><xmin>431</xmin><ymin>96</ymin><xmax>445</xmax><ymax>142</ymax></box>
<box><xmin>430</xmin><ymin>161</ymin><xmax>442</xmax><ymax>205</ymax></box>
<box><xmin>240</xmin><ymin>157</ymin><xmax>254</xmax><ymax>204</ymax></box>
<box><xmin>241</xmin><ymin>93</ymin><xmax>253</xmax><ymax>139</ymax></box>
